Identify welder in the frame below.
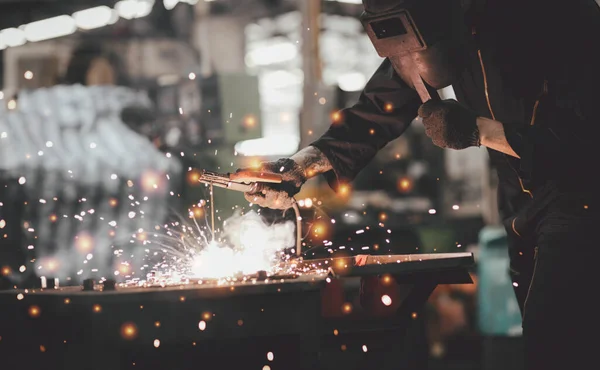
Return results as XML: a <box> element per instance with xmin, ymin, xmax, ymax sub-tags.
<box><xmin>239</xmin><ymin>0</ymin><xmax>600</xmax><ymax>368</ymax></box>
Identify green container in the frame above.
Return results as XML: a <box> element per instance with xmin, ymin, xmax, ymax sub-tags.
<box><xmin>477</xmin><ymin>226</ymin><xmax>522</xmax><ymax>336</ymax></box>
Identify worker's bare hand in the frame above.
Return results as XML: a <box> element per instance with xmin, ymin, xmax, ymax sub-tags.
<box><xmin>239</xmin><ymin>158</ymin><xmax>307</xmax><ymax>210</ymax></box>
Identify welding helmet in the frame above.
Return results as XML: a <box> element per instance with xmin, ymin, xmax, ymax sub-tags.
<box><xmin>361</xmin><ymin>0</ymin><xmax>469</xmax><ymax>102</ymax></box>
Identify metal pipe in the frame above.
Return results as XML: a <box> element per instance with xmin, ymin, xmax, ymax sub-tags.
<box><xmin>292</xmin><ymin>200</ymin><xmax>302</xmax><ymax>257</ymax></box>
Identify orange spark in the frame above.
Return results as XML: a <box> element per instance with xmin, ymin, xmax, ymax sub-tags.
<box><xmin>397</xmin><ymin>177</ymin><xmax>412</xmax><ymax>193</ymax></box>
<box><xmin>187</xmin><ymin>170</ymin><xmax>201</xmax><ymax>185</ymax></box>
<box><xmin>28</xmin><ymin>305</ymin><xmax>41</xmax><ymax>318</ymax></box>
<box><xmin>120</xmin><ymin>322</ymin><xmax>138</xmax><ymax>340</ymax></box>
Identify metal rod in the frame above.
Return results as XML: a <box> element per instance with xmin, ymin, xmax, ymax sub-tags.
<box><xmin>292</xmin><ymin>200</ymin><xmax>302</xmax><ymax>256</ymax></box>
<box><xmin>210</xmin><ymin>182</ymin><xmax>215</xmax><ymax>238</ymax></box>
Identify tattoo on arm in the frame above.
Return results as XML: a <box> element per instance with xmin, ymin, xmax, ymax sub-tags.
<box><xmin>291</xmin><ymin>146</ymin><xmax>333</xmax><ymax>178</ymax></box>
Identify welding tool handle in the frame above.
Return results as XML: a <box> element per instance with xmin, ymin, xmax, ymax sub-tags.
<box><xmin>229</xmin><ymin>171</ymin><xmax>283</xmax><ymax>184</ymax></box>
<box><xmin>209</xmin><ymin>181</ymin><xmax>255</xmax><ymax>193</ymax></box>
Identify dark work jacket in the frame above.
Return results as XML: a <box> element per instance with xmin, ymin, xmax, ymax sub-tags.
<box><xmin>311</xmin><ymin>0</ymin><xmax>600</xmax><ymax>236</ymax></box>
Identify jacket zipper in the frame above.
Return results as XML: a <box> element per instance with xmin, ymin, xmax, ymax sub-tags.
<box><xmin>476</xmin><ymin>49</ymin><xmax>496</xmax><ymax>121</ymax></box>
<box><xmin>522</xmin><ymin>246</ymin><xmax>539</xmax><ymax>321</ymax></box>
<box><xmin>511</xmin><ymin>217</ymin><xmax>522</xmax><ymax>237</ymax></box>
<box><xmin>473</xmin><ymin>26</ymin><xmax>534</xmax><ymax>199</ymax></box>
<box><xmin>529</xmin><ymin>79</ymin><xmax>548</xmax><ymax>126</ymax></box>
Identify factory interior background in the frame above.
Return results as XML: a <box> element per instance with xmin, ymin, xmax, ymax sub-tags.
<box><xmin>0</xmin><ymin>1</ymin><xmax>530</xmax><ymax>369</ymax></box>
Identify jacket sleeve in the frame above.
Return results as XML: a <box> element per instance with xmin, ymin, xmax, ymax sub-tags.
<box><xmin>503</xmin><ymin>0</ymin><xmax>600</xmax><ymax>187</ymax></box>
<box><xmin>310</xmin><ymin>58</ymin><xmax>421</xmax><ymax>191</ymax></box>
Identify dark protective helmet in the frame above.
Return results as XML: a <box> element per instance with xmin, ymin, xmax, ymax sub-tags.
<box><xmin>362</xmin><ymin>0</ymin><xmax>407</xmax><ymax>14</ymax></box>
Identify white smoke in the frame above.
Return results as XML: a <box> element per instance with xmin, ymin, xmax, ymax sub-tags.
<box><xmin>190</xmin><ymin>210</ymin><xmax>295</xmax><ymax>279</ymax></box>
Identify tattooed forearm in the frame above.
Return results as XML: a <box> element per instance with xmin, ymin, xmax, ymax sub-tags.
<box><xmin>290</xmin><ymin>146</ymin><xmax>333</xmax><ymax>179</ymax></box>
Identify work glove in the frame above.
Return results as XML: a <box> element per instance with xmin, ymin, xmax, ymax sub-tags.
<box><xmin>417</xmin><ymin>99</ymin><xmax>480</xmax><ymax>150</ymax></box>
<box><xmin>238</xmin><ymin>158</ymin><xmax>307</xmax><ymax>210</ymax></box>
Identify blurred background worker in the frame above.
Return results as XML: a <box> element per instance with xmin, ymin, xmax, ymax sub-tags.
<box><xmin>238</xmin><ymin>1</ymin><xmax>600</xmax><ymax>369</ymax></box>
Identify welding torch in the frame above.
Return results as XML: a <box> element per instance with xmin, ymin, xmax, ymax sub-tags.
<box><xmin>199</xmin><ymin>170</ymin><xmax>303</xmax><ymax>256</ymax></box>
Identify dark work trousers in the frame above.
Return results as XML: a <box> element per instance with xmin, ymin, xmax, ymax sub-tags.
<box><xmin>506</xmin><ymin>187</ymin><xmax>600</xmax><ymax>370</ymax></box>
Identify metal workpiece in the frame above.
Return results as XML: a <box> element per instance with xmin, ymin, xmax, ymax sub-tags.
<box><xmin>0</xmin><ymin>252</ymin><xmax>474</xmax><ymax>370</ymax></box>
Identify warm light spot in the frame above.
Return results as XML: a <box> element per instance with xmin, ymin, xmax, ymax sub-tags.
<box><xmin>39</xmin><ymin>345</ymin><xmax>46</xmax><ymax>353</ymax></box>
<box><xmin>369</xmin><ymin>128</ymin><xmax>375</xmax><ymax>135</ymax></box>
<box><xmin>331</xmin><ymin>111</ymin><xmax>341</xmax><ymax>123</ymax></box>
<box><xmin>379</xmin><ymin>213</ymin><xmax>387</xmax><ymax>221</ymax></box>
<box><xmin>153</xmin><ymin>339</ymin><xmax>160</xmax><ymax>348</ymax></box>
<box><xmin>45</xmin><ymin>258</ymin><xmax>58</xmax><ymax>272</ymax></box>
<box><xmin>248</xmin><ymin>158</ymin><xmax>262</xmax><ymax>169</ymax></box>
<box><xmin>198</xmin><ymin>320</ymin><xmax>207</xmax><ymax>331</ymax></box>
<box><xmin>308</xmin><ymin>130</ymin><xmax>313</xmax><ymax>135</ymax></box>
<box><xmin>49</xmin><ymin>214</ymin><xmax>57</xmax><ymax>222</ymax></box>
<box><xmin>28</xmin><ymin>305</ymin><xmax>41</xmax><ymax>318</ymax></box>
<box><xmin>584</xmin><ymin>205</ymin><xmax>589</xmax><ymax>209</ymax></box>
<box><xmin>201</xmin><ymin>311</ymin><xmax>212</xmax><ymax>321</ymax></box>
<box><xmin>312</xmin><ymin>221</ymin><xmax>328</xmax><ymax>238</ymax></box>
<box><xmin>75</xmin><ymin>232</ymin><xmax>94</xmax><ymax>253</ymax></box>
<box><xmin>373</xmin><ymin>244</ymin><xmax>380</xmax><ymax>251</ymax></box>
<box><xmin>237</xmin><ymin>319</ymin><xmax>244</xmax><ymax>326</ymax></box>
<box><xmin>338</xmin><ymin>184</ymin><xmax>351</xmax><ymax>197</ymax></box>
<box><xmin>262</xmin><ymin>366</ymin><xmax>271</xmax><ymax>370</ymax></box>
<box><xmin>267</xmin><ymin>352</ymin><xmax>274</xmax><ymax>361</ymax></box>
<box><xmin>109</xmin><ymin>198</ymin><xmax>118</xmax><ymax>207</ymax></box>
<box><xmin>190</xmin><ymin>207</ymin><xmax>204</xmax><ymax>218</ymax></box>
<box><xmin>7</xmin><ymin>100</ymin><xmax>17</xmax><ymax>110</ymax></box>
<box><xmin>334</xmin><ymin>258</ymin><xmax>347</xmax><ymax>272</ymax></box>
<box><xmin>179</xmin><ymin>296</ymin><xmax>185</xmax><ymax>302</ymax></box>
<box><xmin>411</xmin><ymin>312</ymin><xmax>418</xmax><ymax>319</ymax></box>
<box><xmin>118</xmin><ymin>264</ymin><xmax>130</xmax><ymax>275</ymax></box>
<box><xmin>109</xmin><ymin>230</ymin><xmax>116</xmax><ymax>237</ymax></box>
<box><xmin>381</xmin><ymin>274</ymin><xmax>393</xmax><ymax>285</ymax></box>
<box><xmin>384</xmin><ymin>103</ymin><xmax>393</xmax><ymax>112</ymax></box>
<box><xmin>64</xmin><ymin>298</ymin><xmax>70</xmax><ymax>304</ymax></box>
<box><xmin>141</xmin><ymin>170</ymin><xmax>162</xmax><ymax>192</ymax></box>
<box><xmin>381</xmin><ymin>295</ymin><xmax>392</xmax><ymax>306</ymax></box>
<box><xmin>154</xmin><ymin>321</ymin><xmax>161</xmax><ymax>327</ymax></box>
<box><xmin>397</xmin><ymin>177</ymin><xmax>412</xmax><ymax>192</ymax></box>
<box><xmin>304</xmin><ymin>198</ymin><xmax>313</xmax><ymax>208</ymax></box>
<box><xmin>120</xmin><ymin>322</ymin><xmax>138</xmax><ymax>340</ymax></box>
<box><xmin>93</xmin><ymin>304</ymin><xmax>102</xmax><ymax>313</ymax></box>
<box><xmin>342</xmin><ymin>303</ymin><xmax>353</xmax><ymax>314</ymax></box>
<box><xmin>17</xmin><ymin>293</ymin><xmax>24</xmax><ymax>300</ymax></box>
<box><xmin>187</xmin><ymin>170</ymin><xmax>201</xmax><ymax>184</ymax></box>
<box><xmin>333</xmin><ymin>329</ymin><xmax>339</xmax><ymax>336</ymax></box>
<box><xmin>341</xmin><ymin>344</ymin><xmax>347</xmax><ymax>351</ymax></box>
<box><xmin>1</xmin><ymin>266</ymin><xmax>11</xmax><ymax>276</ymax></box>
<box><xmin>395</xmin><ymin>153</ymin><xmax>401</xmax><ymax>159</ymax></box>
<box><xmin>319</xmin><ymin>97</ymin><xmax>327</xmax><ymax>104</ymax></box>
<box><xmin>243</xmin><ymin>115</ymin><xmax>257</xmax><ymax>128</ymax></box>
<box><xmin>136</xmin><ymin>232</ymin><xmax>147</xmax><ymax>241</ymax></box>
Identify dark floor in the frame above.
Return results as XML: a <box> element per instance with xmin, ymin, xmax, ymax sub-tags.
<box><xmin>429</xmin><ymin>336</ymin><xmax>524</xmax><ymax>370</ymax></box>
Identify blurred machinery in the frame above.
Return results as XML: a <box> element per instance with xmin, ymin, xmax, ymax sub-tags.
<box><xmin>0</xmin><ymin>84</ymin><xmax>182</xmax><ymax>288</ymax></box>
